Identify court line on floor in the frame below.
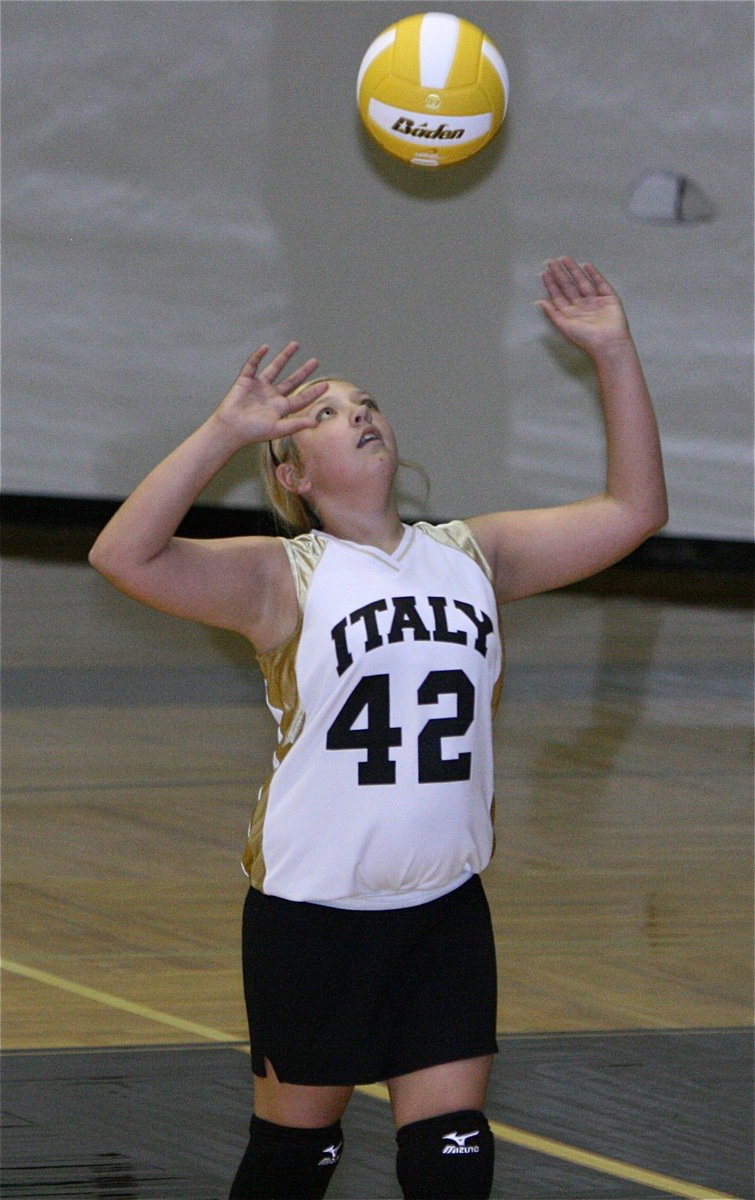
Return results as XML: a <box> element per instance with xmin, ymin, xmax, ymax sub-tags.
<box><xmin>1</xmin><ymin>957</ymin><xmax>742</xmax><ymax>1200</ymax></box>
<box><xmin>0</xmin><ymin>957</ymin><xmax>239</xmax><ymax>1044</ymax></box>
<box><xmin>358</xmin><ymin>1082</ymin><xmax>741</xmax><ymax>1200</ymax></box>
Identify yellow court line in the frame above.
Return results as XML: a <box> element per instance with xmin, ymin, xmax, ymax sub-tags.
<box><xmin>354</xmin><ymin>1085</ymin><xmax>743</xmax><ymax>1200</ymax></box>
<box><xmin>487</xmin><ymin>1118</ymin><xmax>742</xmax><ymax>1200</ymax></box>
<box><xmin>2</xmin><ymin>958</ymin><xmax>742</xmax><ymax>1200</ymax></box>
<box><xmin>0</xmin><ymin>957</ymin><xmax>242</xmax><ymax>1044</ymax></box>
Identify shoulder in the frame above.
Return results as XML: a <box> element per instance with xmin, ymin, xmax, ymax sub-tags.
<box><xmin>278</xmin><ymin>530</ymin><xmax>329</xmax><ymax>606</ymax></box>
<box><xmin>229</xmin><ymin>534</ymin><xmax>300</xmax><ymax>653</ymax></box>
<box><xmin>413</xmin><ymin>519</ymin><xmax>495</xmax><ymax>583</ymax></box>
<box><xmin>249</xmin><ymin>530</ymin><xmax>335</xmax><ymax>653</ymax></box>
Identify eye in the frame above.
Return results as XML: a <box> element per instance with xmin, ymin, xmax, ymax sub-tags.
<box><xmin>364</xmin><ymin>396</ymin><xmax>380</xmax><ymax>412</ymax></box>
<box><xmin>315</xmin><ymin>404</ymin><xmax>336</xmax><ymax>422</ymax></box>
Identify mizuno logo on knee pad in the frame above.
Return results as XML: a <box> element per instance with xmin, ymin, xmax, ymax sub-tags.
<box><xmin>442</xmin><ymin>1130</ymin><xmax>480</xmax><ymax>1154</ymax></box>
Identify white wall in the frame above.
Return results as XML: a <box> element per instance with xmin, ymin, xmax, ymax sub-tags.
<box><xmin>2</xmin><ymin>0</ymin><xmax>752</xmax><ymax>538</ymax></box>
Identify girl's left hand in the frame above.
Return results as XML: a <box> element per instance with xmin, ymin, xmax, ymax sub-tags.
<box><xmin>538</xmin><ymin>257</ymin><xmax>631</xmax><ymax>355</ymax></box>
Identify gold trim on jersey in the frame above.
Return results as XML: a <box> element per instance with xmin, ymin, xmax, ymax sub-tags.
<box><xmin>414</xmin><ymin>519</ymin><xmax>495</xmax><ymax>584</ymax></box>
<box><xmin>243</xmin><ymin>534</ymin><xmax>328</xmax><ymax>888</ymax></box>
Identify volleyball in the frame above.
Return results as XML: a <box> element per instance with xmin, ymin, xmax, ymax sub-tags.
<box><xmin>356</xmin><ymin>11</ymin><xmax>509</xmax><ymax>169</ymax></box>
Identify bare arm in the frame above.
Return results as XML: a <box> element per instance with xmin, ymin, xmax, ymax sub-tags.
<box><xmin>88</xmin><ymin>343</ymin><xmax>328</xmax><ymax>649</ymax></box>
<box><xmin>467</xmin><ymin>258</ymin><xmax>668</xmax><ymax>603</ymax></box>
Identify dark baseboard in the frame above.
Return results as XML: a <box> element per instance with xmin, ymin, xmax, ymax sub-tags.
<box><xmin>0</xmin><ymin>493</ymin><xmax>281</xmax><ymax>558</ymax></box>
<box><xmin>1</xmin><ymin>492</ymin><xmax>752</xmax><ymax>606</ymax></box>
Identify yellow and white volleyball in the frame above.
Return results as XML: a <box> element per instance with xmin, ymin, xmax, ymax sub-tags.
<box><xmin>356</xmin><ymin>11</ymin><xmax>509</xmax><ymax>169</ymax></box>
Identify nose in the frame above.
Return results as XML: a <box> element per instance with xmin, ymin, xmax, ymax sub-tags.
<box><xmin>350</xmin><ymin>402</ymin><xmax>370</xmax><ymax>426</ymax></box>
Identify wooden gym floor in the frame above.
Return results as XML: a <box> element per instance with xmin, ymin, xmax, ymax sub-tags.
<box><xmin>1</xmin><ymin>541</ymin><xmax>752</xmax><ymax>1198</ymax></box>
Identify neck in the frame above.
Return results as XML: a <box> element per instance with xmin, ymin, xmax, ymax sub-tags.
<box><xmin>318</xmin><ymin>498</ymin><xmax>404</xmax><ymax>554</ymax></box>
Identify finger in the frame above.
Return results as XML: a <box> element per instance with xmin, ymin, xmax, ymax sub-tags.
<box><xmin>284</xmin><ymin>379</ymin><xmax>329</xmax><ymax>412</ymax></box>
<box><xmin>272</xmin><ymin>396</ymin><xmax>328</xmax><ymax>441</ymax></box>
<box><xmin>275</xmin><ymin>412</ymin><xmax>320</xmax><ymax>438</ymax></box>
<box><xmin>568</xmin><ymin>260</ymin><xmax>597</xmax><ymax>297</ymax></box>
<box><xmin>237</xmin><ymin>344</ymin><xmax>270</xmax><ymax>379</ymax></box>
<box><xmin>553</xmin><ymin>257</ymin><xmax>594</xmax><ymax>298</ymax></box>
<box><xmin>259</xmin><ymin>341</ymin><xmax>301</xmax><ymax>383</ymax></box>
<box><xmin>581</xmin><ymin>262</ymin><xmax>614</xmax><ymax>296</ymax></box>
<box><xmin>278</xmin><ymin>356</ymin><xmax>321</xmax><ymax>397</ymax></box>
<box><xmin>541</xmin><ymin>261</ymin><xmax>575</xmax><ymax>308</ymax></box>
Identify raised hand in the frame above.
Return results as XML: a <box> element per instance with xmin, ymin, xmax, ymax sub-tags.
<box><xmin>215</xmin><ymin>341</ymin><xmax>329</xmax><ymax>446</ymax></box>
<box><xmin>538</xmin><ymin>258</ymin><xmax>631</xmax><ymax>356</ymax></box>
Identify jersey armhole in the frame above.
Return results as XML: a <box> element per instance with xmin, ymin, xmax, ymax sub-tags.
<box><xmin>280</xmin><ymin>531</ymin><xmax>327</xmax><ymax>608</ymax></box>
<box><xmin>256</xmin><ymin>533</ymin><xmax>326</xmax><ymax>670</ymax></box>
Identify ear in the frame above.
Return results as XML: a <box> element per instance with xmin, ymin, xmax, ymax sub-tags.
<box><xmin>275</xmin><ymin>461</ymin><xmax>312</xmax><ymax>496</ymax></box>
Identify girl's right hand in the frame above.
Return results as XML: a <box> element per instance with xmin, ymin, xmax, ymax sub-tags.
<box><xmin>214</xmin><ymin>341</ymin><xmax>329</xmax><ymax>446</ymax></box>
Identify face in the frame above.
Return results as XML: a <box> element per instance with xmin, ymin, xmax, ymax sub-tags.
<box><xmin>281</xmin><ymin>380</ymin><xmax>399</xmax><ymax>501</ymax></box>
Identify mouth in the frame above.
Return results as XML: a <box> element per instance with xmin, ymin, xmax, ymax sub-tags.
<box><xmin>357</xmin><ymin>428</ymin><xmax>383</xmax><ymax>448</ymax></box>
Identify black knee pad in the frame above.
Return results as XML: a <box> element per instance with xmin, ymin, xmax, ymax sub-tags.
<box><xmin>229</xmin><ymin>1114</ymin><xmax>343</xmax><ymax>1199</ymax></box>
<box><xmin>396</xmin><ymin>1109</ymin><xmax>494</xmax><ymax>1200</ymax></box>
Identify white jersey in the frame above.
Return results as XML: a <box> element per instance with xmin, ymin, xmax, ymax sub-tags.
<box><xmin>242</xmin><ymin>520</ymin><xmax>503</xmax><ymax>910</ymax></box>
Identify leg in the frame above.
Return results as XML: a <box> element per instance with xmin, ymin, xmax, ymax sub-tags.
<box><xmin>234</xmin><ymin>886</ymin><xmax>355</xmax><ymax>1197</ymax></box>
<box><xmin>389</xmin><ymin>1057</ymin><xmax>495</xmax><ymax>1200</ymax></box>
<box><xmin>229</xmin><ymin>1059</ymin><xmax>352</xmax><ymax>1200</ymax></box>
<box><xmin>388</xmin><ymin>1055</ymin><xmax>492</xmax><ymax>1129</ymax></box>
<box><xmin>254</xmin><ymin>1056</ymin><xmax>353</xmax><ymax>1127</ymax></box>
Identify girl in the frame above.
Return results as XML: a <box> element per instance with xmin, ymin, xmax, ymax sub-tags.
<box><xmin>89</xmin><ymin>258</ymin><xmax>667</xmax><ymax>1199</ymax></box>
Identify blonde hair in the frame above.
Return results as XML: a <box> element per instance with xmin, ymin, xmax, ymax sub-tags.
<box><xmin>259</xmin><ymin>376</ymin><xmax>430</xmax><ymax>534</ymax></box>
<box><xmin>259</xmin><ymin>377</ymin><xmax>331</xmax><ymax>534</ymax></box>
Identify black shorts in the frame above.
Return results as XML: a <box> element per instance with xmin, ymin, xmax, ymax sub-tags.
<box><xmin>240</xmin><ymin>874</ymin><xmax>498</xmax><ymax>1086</ymax></box>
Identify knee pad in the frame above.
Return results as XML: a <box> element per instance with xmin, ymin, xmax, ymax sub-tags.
<box><xmin>229</xmin><ymin>1114</ymin><xmax>343</xmax><ymax>1200</ymax></box>
<box><xmin>396</xmin><ymin>1109</ymin><xmax>494</xmax><ymax>1200</ymax></box>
